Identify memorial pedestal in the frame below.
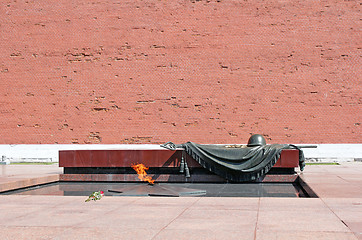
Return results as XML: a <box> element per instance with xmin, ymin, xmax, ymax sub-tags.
<box><xmin>59</xmin><ymin>148</ymin><xmax>300</xmax><ymax>183</ymax></box>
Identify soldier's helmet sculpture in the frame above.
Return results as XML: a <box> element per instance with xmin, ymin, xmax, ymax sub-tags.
<box><xmin>247</xmin><ymin>134</ymin><xmax>267</xmax><ymax>147</ymax></box>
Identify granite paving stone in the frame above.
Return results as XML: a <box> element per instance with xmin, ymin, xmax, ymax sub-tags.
<box><xmin>255</xmin><ymin>230</ymin><xmax>358</xmax><ymax>240</ymax></box>
<box><xmin>154</xmin><ymin>229</ymin><xmax>255</xmax><ymax>240</ymax></box>
<box><xmin>0</xmin><ymin>163</ymin><xmax>361</xmax><ymax>239</ymax></box>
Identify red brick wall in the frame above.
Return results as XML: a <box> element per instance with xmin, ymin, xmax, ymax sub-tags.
<box><xmin>0</xmin><ymin>0</ymin><xmax>360</xmax><ymax>144</ymax></box>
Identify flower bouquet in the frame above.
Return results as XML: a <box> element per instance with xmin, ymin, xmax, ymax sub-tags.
<box><xmin>85</xmin><ymin>191</ymin><xmax>104</xmax><ymax>202</ymax></box>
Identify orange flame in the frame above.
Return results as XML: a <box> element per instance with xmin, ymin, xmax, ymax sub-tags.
<box><xmin>131</xmin><ymin>163</ymin><xmax>155</xmax><ymax>185</ymax></box>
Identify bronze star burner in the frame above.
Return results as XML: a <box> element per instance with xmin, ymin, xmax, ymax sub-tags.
<box><xmin>108</xmin><ymin>184</ymin><xmax>206</xmax><ymax>197</ymax></box>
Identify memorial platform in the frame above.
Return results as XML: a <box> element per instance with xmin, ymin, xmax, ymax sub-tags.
<box><xmin>59</xmin><ymin>148</ymin><xmax>300</xmax><ymax>182</ymax></box>
<box><xmin>0</xmin><ymin>162</ymin><xmax>361</xmax><ymax>239</ymax></box>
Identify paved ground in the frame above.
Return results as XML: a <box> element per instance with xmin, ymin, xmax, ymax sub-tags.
<box><xmin>0</xmin><ymin>163</ymin><xmax>361</xmax><ymax>240</ymax></box>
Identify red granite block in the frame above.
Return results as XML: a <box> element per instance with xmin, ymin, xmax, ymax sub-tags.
<box><xmin>58</xmin><ymin>151</ymin><xmax>75</xmax><ymax>167</ymax></box>
<box><xmin>90</xmin><ymin>150</ymin><xmax>109</xmax><ymax>167</ymax></box>
<box><xmin>161</xmin><ymin>151</ymin><xmax>181</xmax><ymax>167</ymax></box>
<box><xmin>274</xmin><ymin>149</ymin><xmax>299</xmax><ymax>168</ymax></box>
<box><xmin>59</xmin><ymin>174</ymin><xmax>225</xmax><ymax>183</ymax></box>
<box><xmin>104</xmin><ymin>150</ymin><xmax>178</xmax><ymax>167</ymax></box>
<box><xmin>59</xmin><ymin>173</ymin><xmax>296</xmax><ymax>183</ymax></box>
<box><xmin>74</xmin><ymin>150</ymin><xmax>92</xmax><ymax>167</ymax></box>
<box><xmin>142</xmin><ymin>150</ymin><xmax>177</xmax><ymax>167</ymax></box>
<box><xmin>273</xmin><ymin>160</ymin><xmax>282</xmax><ymax>167</ymax></box>
<box><xmin>60</xmin><ymin>174</ymin><xmax>93</xmax><ymax>181</ymax></box>
<box><xmin>261</xmin><ymin>174</ymin><xmax>298</xmax><ymax>183</ymax></box>
<box><xmin>184</xmin><ymin>152</ymin><xmax>203</xmax><ymax>168</ymax></box>
<box><xmin>108</xmin><ymin>151</ymin><xmax>125</xmax><ymax>167</ymax></box>
<box><xmin>60</xmin><ymin>149</ymin><xmax>299</xmax><ymax>168</ymax></box>
<box><xmin>120</xmin><ymin>150</ymin><xmax>143</xmax><ymax>166</ymax></box>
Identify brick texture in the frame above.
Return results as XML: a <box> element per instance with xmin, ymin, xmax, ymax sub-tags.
<box><xmin>0</xmin><ymin>0</ymin><xmax>360</xmax><ymax>144</ymax></box>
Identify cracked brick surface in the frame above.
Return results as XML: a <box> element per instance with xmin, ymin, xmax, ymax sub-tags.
<box><xmin>0</xmin><ymin>0</ymin><xmax>360</xmax><ymax>144</ymax></box>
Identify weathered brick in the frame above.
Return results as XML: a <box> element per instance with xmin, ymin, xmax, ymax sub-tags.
<box><xmin>0</xmin><ymin>0</ymin><xmax>360</xmax><ymax>144</ymax></box>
